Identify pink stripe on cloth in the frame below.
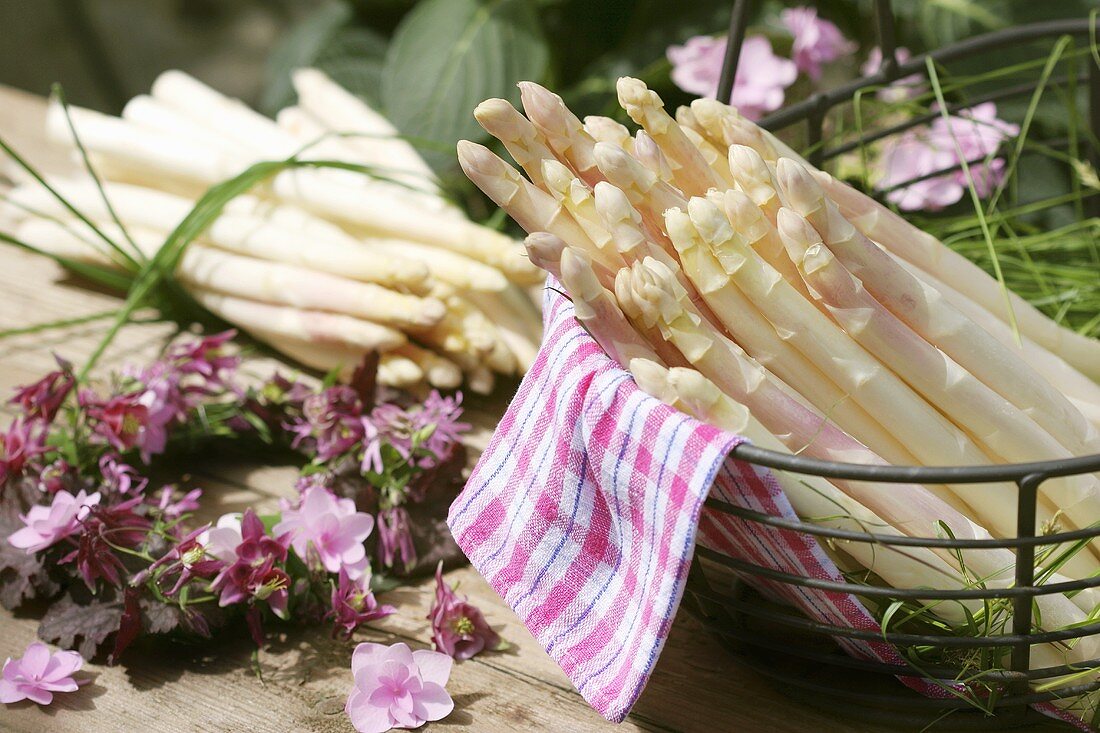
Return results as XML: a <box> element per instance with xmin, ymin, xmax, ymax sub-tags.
<box><xmin>447</xmin><ymin>280</ymin><xmax>1090</xmax><ymax>730</ymax></box>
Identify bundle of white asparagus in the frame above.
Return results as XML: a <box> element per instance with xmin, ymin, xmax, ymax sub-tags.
<box><xmin>0</xmin><ymin>69</ymin><xmax>543</xmax><ymax>393</ymax></box>
<box><xmin>459</xmin><ymin>78</ymin><xmax>1100</xmax><ymax>714</ymax></box>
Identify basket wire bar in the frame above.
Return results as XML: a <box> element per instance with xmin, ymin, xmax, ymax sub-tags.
<box><xmin>686</xmin><ymin>0</ymin><xmax>1100</xmax><ymax>728</ymax></box>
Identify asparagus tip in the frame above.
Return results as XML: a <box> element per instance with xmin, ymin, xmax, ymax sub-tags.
<box><xmin>686</xmin><ymin>196</ymin><xmax>732</xmax><ymax>246</ymax></box>
<box><xmin>775</xmin><ymin>157</ymin><xmax>824</xmax><ymax>215</ymax></box>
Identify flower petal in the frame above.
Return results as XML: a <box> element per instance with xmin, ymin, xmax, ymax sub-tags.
<box><xmin>411</xmin><ymin>650</ymin><xmax>452</xmax><ymax>687</ymax></box>
<box><xmin>346</xmin><ymin>691</ymin><xmax>394</xmax><ymax>733</ymax></box>
<box><xmin>415</xmin><ymin>682</ymin><xmax>454</xmax><ymax>722</ymax></box>
<box><xmin>351</xmin><ymin>642</ymin><xmax>390</xmax><ymax>676</ymax></box>
<box><xmin>0</xmin><ymin>679</ymin><xmax>25</xmax><ymax>703</ymax></box>
<box><xmin>20</xmin><ymin>643</ymin><xmax>51</xmax><ymax>678</ymax></box>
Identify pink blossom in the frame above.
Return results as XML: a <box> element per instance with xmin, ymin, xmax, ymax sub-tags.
<box><xmin>8</xmin><ymin>489</ymin><xmax>100</xmax><ymax>553</ymax></box>
<box><xmin>288</xmin><ymin>386</ymin><xmax>365</xmax><ymax>461</ymax></box>
<box><xmin>377</xmin><ymin>507</ymin><xmax>416</xmax><ymax>572</ymax></box>
<box><xmin>155</xmin><ymin>486</ymin><xmax>202</xmax><ymax>519</ymax></box>
<box><xmin>9</xmin><ymin>357</ymin><xmax>74</xmax><ymax>422</ymax></box>
<box><xmin>99</xmin><ymin>454</ymin><xmax>148</xmax><ymax>496</ymax></box>
<box><xmin>36</xmin><ymin>459</ymin><xmax>77</xmax><ymax>495</ymax></box>
<box><xmin>164</xmin><ymin>330</ymin><xmax>239</xmax><ymax>385</ymax></box>
<box><xmin>62</xmin><ymin>497</ymin><xmax>150</xmax><ymax>590</ymax></box>
<box><xmin>79</xmin><ymin>389</ymin><xmax>150</xmax><ymax>454</ymax></box>
<box><xmin>345</xmin><ymin>642</ymin><xmax>453</xmax><ymax>733</ymax></box>
<box><xmin>861</xmin><ymin>47</ymin><xmax>923</xmax><ymax>101</ymax></box>
<box><xmin>0</xmin><ymin>642</ymin><xmax>84</xmax><ymax>705</ymax></box>
<box><xmin>428</xmin><ymin>563</ymin><xmax>504</xmax><ymax>661</ymax></box>
<box><xmin>274</xmin><ymin>485</ymin><xmax>374</xmax><ymax>578</ymax></box>
<box><xmin>667</xmin><ymin>35</ymin><xmax>797</xmax><ymax>121</ymax></box>
<box><xmin>878</xmin><ymin>102</ymin><xmax>1019</xmax><ymax>211</ymax></box>
<box><xmin>0</xmin><ymin>419</ymin><xmax>46</xmax><ymax>486</ymax></box>
<box><xmin>328</xmin><ymin>568</ymin><xmax>396</xmax><ymax>640</ymax></box>
<box><xmin>209</xmin><ymin>509</ymin><xmax>292</xmax><ymax>619</ymax></box>
<box><xmin>781</xmin><ymin>7</ymin><xmax>855</xmax><ymax>81</ymax></box>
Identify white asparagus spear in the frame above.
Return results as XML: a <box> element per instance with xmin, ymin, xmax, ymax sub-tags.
<box><xmin>775</xmin><ymin>158</ymin><xmax>1100</xmax><ymax>458</ymax></box>
<box><xmin>392</xmin><ymin>343</ymin><xmax>463</xmax><ymax>389</ymax></box>
<box><xmin>561</xmin><ymin>248</ymin><xmax>662</xmax><ymax>366</ymax></box>
<box><xmin>727</xmin><ymin>144</ymin><xmax>781</xmax><ymax>223</ymax></box>
<box><xmin>258</xmin><ymin>331</ymin><xmax>424</xmax><ymax>388</ymax></box>
<box><xmin>616</xmin><ymin>77</ymin><xmax>719</xmax><ymax>195</ymax></box>
<box><xmin>714</xmin><ymin>187</ymin><xmax>810</xmax><ymax>300</ymax></box>
<box><xmin>291</xmin><ymin>68</ymin><xmax>441</xmax><ymax>193</ymax></box>
<box><xmin>629</xmin><ymin>358</ymin><xmax>975</xmax><ymax>626</ymax></box>
<box><xmin>592</xmin><ymin>181</ymin><xmax>682</xmax><ymax>271</ymax></box>
<box><xmin>540</xmin><ymin>159</ymin><xmax>626</xmax><ymax>275</ymax></box>
<box><xmin>367</xmin><ymin>238</ymin><xmax>508</xmax><ymax>293</ymax></box>
<box><xmin>681</xmin><ymin>125</ymin><xmax>736</xmax><ymax>187</ymax></box>
<box><xmin>582</xmin><ymin>115</ymin><xmax>633</xmax><ymax>149</ymax></box>
<box><xmin>190</xmin><ymin>289</ymin><xmax>406</xmax><ymax>351</ymax></box>
<box><xmin>777</xmin><ymin>209</ymin><xmax>1100</xmax><ymax>558</ymax></box>
<box><xmin>474</xmin><ymin>98</ymin><xmax>560</xmax><ymax>189</ymax></box>
<box><xmin>518</xmin><ymin>82</ymin><xmax>604</xmax><ymax>187</ymax></box>
<box><xmin>662</xmin><ymin>203</ymin><xmax>923</xmax><ymax>471</ymax></box>
<box><xmin>592</xmin><ymin>142</ymin><xmax>687</xmax><ymax>234</ymax></box>
<box><xmin>523</xmin><ymin>232</ymin><xmax>565</xmax><ymax>280</ymax></box>
<box><xmin>632</xmin><ymin>130</ymin><xmax>674</xmax><ymax>183</ymax></box>
<box><xmin>122</xmin><ymin>95</ymin><xmax>243</xmax><ymax>156</ymax></box>
<box><xmin>463</xmin><ymin>287</ymin><xmax>541</xmax><ymax>373</ymax></box>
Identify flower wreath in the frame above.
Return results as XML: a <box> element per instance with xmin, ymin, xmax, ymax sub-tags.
<box><xmin>0</xmin><ymin>330</ymin><xmax>497</xmax><ymax>671</ymax></box>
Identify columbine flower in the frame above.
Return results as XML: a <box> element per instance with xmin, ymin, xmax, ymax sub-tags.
<box><xmin>37</xmin><ymin>459</ymin><xmax>78</xmax><ymax>495</ymax></box>
<box><xmin>781</xmin><ymin>7</ymin><xmax>855</xmax><ymax>81</ymax></box>
<box><xmin>132</xmin><ymin>525</ymin><xmax>222</xmax><ymax>596</ymax></box>
<box><xmin>0</xmin><ymin>642</ymin><xmax>84</xmax><ymax>705</ymax></box>
<box><xmin>328</xmin><ymin>568</ymin><xmax>396</xmax><ymax>640</ymax></box>
<box><xmin>377</xmin><ymin>507</ymin><xmax>416</xmax><ymax>572</ymax></box>
<box><xmin>288</xmin><ymin>386</ymin><xmax>365</xmax><ymax>461</ymax></box>
<box><xmin>878</xmin><ymin>102</ymin><xmax>1019</xmax><ymax>211</ymax></box>
<box><xmin>63</xmin><ymin>496</ymin><xmax>150</xmax><ymax>590</ymax></box>
<box><xmin>345</xmin><ymin>642</ymin><xmax>453</xmax><ymax>733</ymax></box>
<box><xmin>155</xmin><ymin>485</ymin><xmax>202</xmax><ymax>519</ymax></box>
<box><xmin>209</xmin><ymin>509</ymin><xmax>293</xmax><ymax>619</ymax></box>
<box><xmin>165</xmin><ymin>330</ymin><xmax>239</xmax><ymax>386</ymax></box>
<box><xmin>79</xmin><ymin>389</ymin><xmax>149</xmax><ymax>454</ymax></box>
<box><xmin>99</xmin><ymin>454</ymin><xmax>148</xmax><ymax>496</ymax></box>
<box><xmin>8</xmin><ymin>489</ymin><xmax>101</xmax><ymax>553</ymax></box>
<box><xmin>428</xmin><ymin>563</ymin><xmax>504</xmax><ymax>660</ymax></box>
<box><xmin>9</xmin><ymin>357</ymin><xmax>74</xmax><ymax>422</ymax></box>
<box><xmin>0</xmin><ymin>419</ymin><xmax>46</xmax><ymax>487</ymax></box>
<box><xmin>407</xmin><ymin>392</ymin><xmax>469</xmax><ymax>469</ymax></box>
<box><xmin>667</xmin><ymin>35</ymin><xmax>796</xmax><ymax>120</ymax></box>
<box><xmin>274</xmin><ymin>485</ymin><xmax>374</xmax><ymax>578</ymax></box>
<box><xmin>360</xmin><ymin>418</ymin><xmax>384</xmax><ymax>475</ymax></box>
<box><xmin>861</xmin><ymin>46</ymin><xmax>923</xmax><ymax>101</ymax></box>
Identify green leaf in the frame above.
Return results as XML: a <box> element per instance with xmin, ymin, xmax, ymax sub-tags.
<box><xmin>380</xmin><ymin>0</ymin><xmax>549</xmax><ymax>171</ymax></box>
<box><xmin>261</xmin><ymin>2</ymin><xmax>358</xmax><ymax>114</ymax></box>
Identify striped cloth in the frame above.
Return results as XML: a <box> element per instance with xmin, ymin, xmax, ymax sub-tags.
<box><xmin>447</xmin><ymin>281</ymin><xmax>1087</xmax><ymax>730</ymax></box>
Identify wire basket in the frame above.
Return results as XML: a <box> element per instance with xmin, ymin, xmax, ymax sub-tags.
<box><xmin>682</xmin><ymin>1</ymin><xmax>1100</xmax><ymax>729</ymax></box>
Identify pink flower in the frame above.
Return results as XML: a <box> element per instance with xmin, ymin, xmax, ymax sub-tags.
<box><xmin>782</xmin><ymin>7</ymin><xmax>855</xmax><ymax>81</ymax></box>
<box><xmin>99</xmin><ymin>454</ymin><xmax>148</xmax><ymax>496</ymax></box>
<box><xmin>165</xmin><ymin>330</ymin><xmax>239</xmax><ymax>385</ymax></box>
<box><xmin>328</xmin><ymin>568</ymin><xmax>396</xmax><ymax>640</ymax></box>
<box><xmin>0</xmin><ymin>642</ymin><xmax>84</xmax><ymax>705</ymax></box>
<box><xmin>9</xmin><ymin>357</ymin><xmax>74</xmax><ymax>422</ymax></box>
<box><xmin>155</xmin><ymin>485</ymin><xmax>202</xmax><ymax>519</ymax></box>
<box><xmin>0</xmin><ymin>419</ymin><xmax>46</xmax><ymax>486</ymax></box>
<box><xmin>62</xmin><ymin>497</ymin><xmax>150</xmax><ymax>590</ymax></box>
<box><xmin>209</xmin><ymin>509</ymin><xmax>292</xmax><ymax>619</ymax></box>
<box><xmin>8</xmin><ymin>489</ymin><xmax>100</xmax><ymax>553</ymax></box>
<box><xmin>79</xmin><ymin>389</ymin><xmax>150</xmax><ymax>454</ymax></box>
<box><xmin>428</xmin><ymin>563</ymin><xmax>504</xmax><ymax>661</ymax></box>
<box><xmin>288</xmin><ymin>386</ymin><xmax>366</xmax><ymax>461</ymax></box>
<box><xmin>878</xmin><ymin>102</ymin><xmax>1019</xmax><ymax>211</ymax></box>
<box><xmin>345</xmin><ymin>642</ymin><xmax>453</xmax><ymax>733</ymax></box>
<box><xmin>861</xmin><ymin>47</ymin><xmax>923</xmax><ymax>101</ymax></box>
<box><xmin>274</xmin><ymin>485</ymin><xmax>374</xmax><ymax>578</ymax></box>
<box><xmin>667</xmin><ymin>35</ymin><xmax>797</xmax><ymax>120</ymax></box>
<box><xmin>377</xmin><ymin>507</ymin><xmax>417</xmax><ymax>572</ymax></box>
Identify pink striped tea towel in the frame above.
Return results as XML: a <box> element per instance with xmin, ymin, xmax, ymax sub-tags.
<box><xmin>447</xmin><ymin>282</ymin><xmax>1089</xmax><ymax>730</ymax></box>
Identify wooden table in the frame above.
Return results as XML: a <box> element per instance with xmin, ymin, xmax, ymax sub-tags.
<box><xmin>0</xmin><ymin>85</ymin><xmax>1067</xmax><ymax>733</ymax></box>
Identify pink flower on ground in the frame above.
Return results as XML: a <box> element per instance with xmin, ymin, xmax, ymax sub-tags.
<box><xmin>274</xmin><ymin>485</ymin><xmax>374</xmax><ymax>579</ymax></box>
<box><xmin>8</xmin><ymin>489</ymin><xmax>100</xmax><ymax>553</ymax></box>
<box><xmin>345</xmin><ymin>642</ymin><xmax>453</xmax><ymax>733</ymax></box>
<box><xmin>428</xmin><ymin>563</ymin><xmax>505</xmax><ymax>661</ymax></box>
<box><xmin>208</xmin><ymin>509</ymin><xmax>293</xmax><ymax>619</ymax></box>
<box><xmin>667</xmin><ymin>35</ymin><xmax>797</xmax><ymax>120</ymax></box>
<box><xmin>781</xmin><ymin>7</ymin><xmax>855</xmax><ymax>81</ymax></box>
<box><xmin>861</xmin><ymin>47</ymin><xmax>923</xmax><ymax>101</ymax></box>
<box><xmin>328</xmin><ymin>568</ymin><xmax>396</xmax><ymax>640</ymax></box>
<box><xmin>878</xmin><ymin>102</ymin><xmax>1019</xmax><ymax>211</ymax></box>
<box><xmin>0</xmin><ymin>642</ymin><xmax>84</xmax><ymax>705</ymax></box>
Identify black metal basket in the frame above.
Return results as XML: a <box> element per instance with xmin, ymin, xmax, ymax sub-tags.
<box><xmin>682</xmin><ymin>1</ymin><xmax>1100</xmax><ymax>729</ymax></box>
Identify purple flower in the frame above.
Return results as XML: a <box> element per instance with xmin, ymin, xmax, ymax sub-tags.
<box><xmin>79</xmin><ymin>389</ymin><xmax>150</xmax><ymax>454</ymax></box>
<box><xmin>7</xmin><ymin>489</ymin><xmax>100</xmax><ymax>553</ymax></box>
<box><xmin>155</xmin><ymin>485</ymin><xmax>202</xmax><ymax>519</ymax></box>
<box><xmin>134</xmin><ymin>525</ymin><xmax>223</xmax><ymax>596</ymax></box>
<box><xmin>0</xmin><ymin>642</ymin><xmax>84</xmax><ymax>705</ymax></box>
<box><xmin>667</xmin><ymin>35</ymin><xmax>796</xmax><ymax>120</ymax></box>
<box><xmin>288</xmin><ymin>386</ymin><xmax>365</xmax><ymax>461</ymax></box>
<box><xmin>9</xmin><ymin>357</ymin><xmax>74</xmax><ymax>422</ymax></box>
<box><xmin>63</xmin><ymin>497</ymin><xmax>150</xmax><ymax>590</ymax></box>
<box><xmin>878</xmin><ymin>102</ymin><xmax>1019</xmax><ymax>211</ymax></box>
<box><xmin>345</xmin><ymin>642</ymin><xmax>453</xmax><ymax>733</ymax></box>
<box><xmin>428</xmin><ymin>563</ymin><xmax>504</xmax><ymax>661</ymax></box>
<box><xmin>164</xmin><ymin>330</ymin><xmax>239</xmax><ymax>385</ymax></box>
<box><xmin>861</xmin><ymin>47</ymin><xmax>923</xmax><ymax>101</ymax></box>
<box><xmin>209</xmin><ymin>509</ymin><xmax>293</xmax><ymax>619</ymax></box>
<box><xmin>376</xmin><ymin>507</ymin><xmax>416</xmax><ymax>572</ymax></box>
<box><xmin>36</xmin><ymin>459</ymin><xmax>78</xmax><ymax>495</ymax></box>
<box><xmin>360</xmin><ymin>418</ymin><xmax>383</xmax><ymax>475</ymax></box>
<box><xmin>0</xmin><ymin>419</ymin><xmax>46</xmax><ymax>487</ymax></box>
<box><xmin>409</xmin><ymin>392</ymin><xmax>469</xmax><ymax>468</ymax></box>
<box><xmin>328</xmin><ymin>568</ymin><xmax>396</xmax><ymax>640</ymax></box>
<box><xmin>274</xmin><ymin>485</ymin><xmax>374</xmax><ymax>578</ymax></box>
<box><xmin>781</xmin><ymin>7</ymin><xmax>855</xmax><ymax>81</ymax></box>
<box><xmin>99</xmin><ymin>454</ymin><xmax>148</xmax><ymax>496</ymax></box>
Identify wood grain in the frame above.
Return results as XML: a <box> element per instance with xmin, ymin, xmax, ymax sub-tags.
<box><xmin>0</xmin><ymin>86</ymin><xmax>1068</xmax><ymax>733</ymax></box>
